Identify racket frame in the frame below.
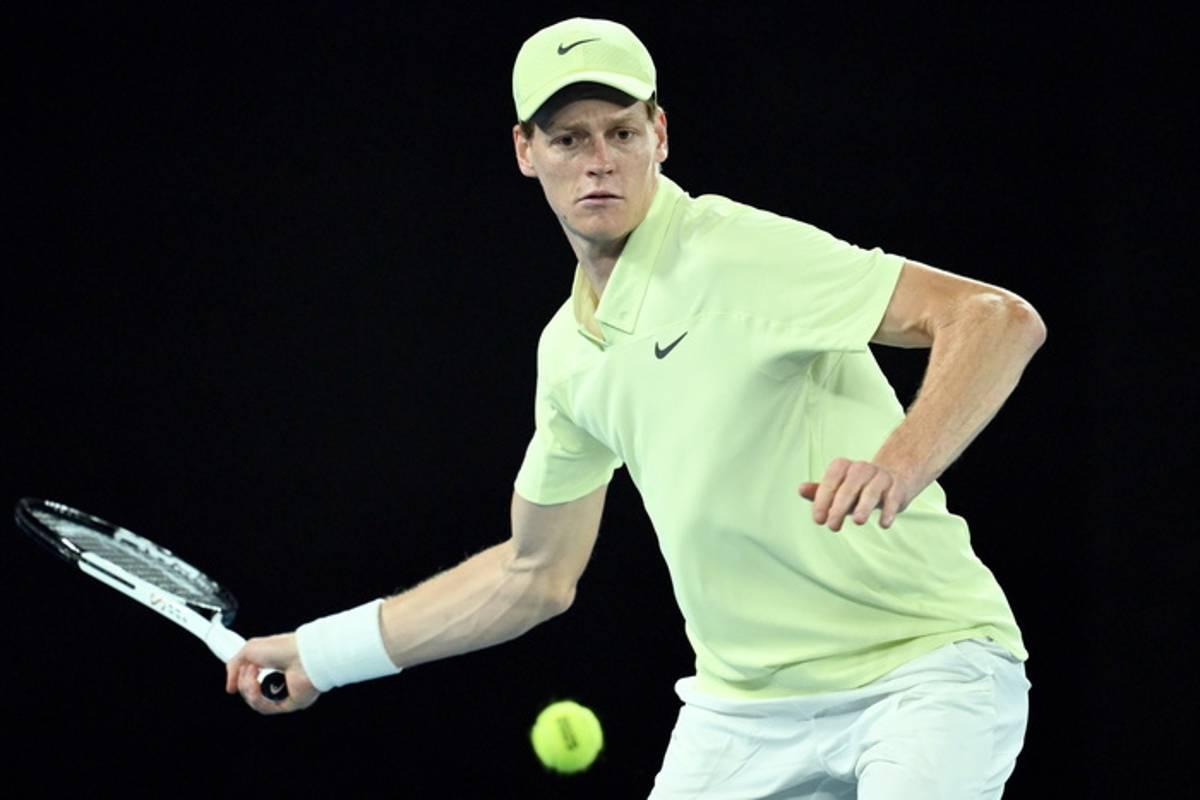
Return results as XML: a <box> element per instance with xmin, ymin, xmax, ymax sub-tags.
<box><xmin>15</xmin><ymin>498</ymin><xmax>285</xmax><ymax>696</ymax></box>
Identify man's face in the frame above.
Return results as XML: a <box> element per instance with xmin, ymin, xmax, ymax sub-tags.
<box><xmin>513</xmin><ymin>98</ymin><xmax>668</xmax><ymax>248</ymax></box>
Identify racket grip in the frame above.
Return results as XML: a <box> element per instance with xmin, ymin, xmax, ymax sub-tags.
<box><xmin>205</xmin><ymin>620</ymin><xmax>288</xmax><ymax>702</ymax></box>
<box><xmin>259</xmin><ymin>668</ymin><xmax>289</xmax><ymax>701</ymax></box>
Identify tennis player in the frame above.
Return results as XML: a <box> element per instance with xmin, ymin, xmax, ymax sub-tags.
<box><xmin>227</xmin><ymin>17</ymin><xmax>1046</xmax><ymax>799</ymax></box>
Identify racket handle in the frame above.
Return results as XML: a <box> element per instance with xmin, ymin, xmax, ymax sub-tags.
<box><xmin>205</xmin><ymin>620</ymin><xmax>288</xmax><ymax>702</ymax></box>
<box><xmin>259</xmin><ymin>668</ymin><xmax>289</xmax><ymax>701</ymax></box>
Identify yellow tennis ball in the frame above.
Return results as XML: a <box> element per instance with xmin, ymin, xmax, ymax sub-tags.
<box><xmin>530</xmin><ymin>700</ymin><xmax>604</xmax><ymax>774</ymax></box>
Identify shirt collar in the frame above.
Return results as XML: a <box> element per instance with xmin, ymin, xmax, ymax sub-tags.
<box><xmin>570</xmin><ymin>174</ymin><xmax>686</xmax><ymax>344</ymax></box>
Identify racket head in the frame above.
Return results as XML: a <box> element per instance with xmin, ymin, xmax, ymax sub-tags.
<box><xmin>14</xmin><ymin>497</ymin><xmax>239</xmax><ymax>626</ymax></box>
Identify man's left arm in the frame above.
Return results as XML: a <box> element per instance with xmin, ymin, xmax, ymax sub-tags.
<box><xmin>799</xmin><ymin>259</ymin><xmax>1048</xmax><ymax>532</ymax></box>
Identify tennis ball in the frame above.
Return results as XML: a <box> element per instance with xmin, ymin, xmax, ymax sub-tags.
<box><xmin>530</xmin><ymin>699</ymin><xmax>604</xmax><ymax>774</ymax></box>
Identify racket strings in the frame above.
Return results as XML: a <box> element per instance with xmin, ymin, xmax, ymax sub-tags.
<box><xmin>34</xmin><ymin>512</ymin><xmax>226</xmax><ymax>609</ymax></box>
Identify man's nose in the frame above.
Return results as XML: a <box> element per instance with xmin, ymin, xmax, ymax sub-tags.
<box><xmin>586</xmin><ymin>138</ymin><xmax>614</xmax><ymax>175</ymax></box>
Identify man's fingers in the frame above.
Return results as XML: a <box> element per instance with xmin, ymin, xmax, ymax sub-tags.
<box><xmin>238</xmin><ymin>662</ymin><xmax>259</xmax><ymax>700</ymax></box>
<box><xmin>238</xmin><ymin>662</ymin><xmax>285</xmax><ymax>715</ymax></box>
<box><xmin>825</xmin><ymin>462</ymin><xmax>879</xmax><ymax>531</ymax></box>
<box><xmin>805</xmin><ymin>459</ymin><xmax>911</xmax><ymax>531</ymax></box>
<box><xmin>811</xmin><ymin>459</ymin><xmax>851</xmax><ymax>524</ymax></box>
<box><xmin>851</xmin><ymin>472</ymin><xmax>894</xmax><ymax>526</ymax></box>
<box><xmin>225</xmin><ymin>657</ymin><xmax>240</xmax><ymax>694</ymax></box>
<box><xmin>881</xmin><ymin>487</ymin><xmax>905</xmax><ymax>528</ymax></box>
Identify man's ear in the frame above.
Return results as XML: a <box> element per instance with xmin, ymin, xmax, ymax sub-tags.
<box><xmin>654</xmin><ymin>109</ymin><xmax>669</xmax><ymax>165</ymax></box>
<box><xmin>513</xmin><ymin>124</ymin><xmax>537</xmax><ymax>177</ymax></box>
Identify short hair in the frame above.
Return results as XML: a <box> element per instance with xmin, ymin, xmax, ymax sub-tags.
<box><xmin>518</xmin><ymin>81</ymin><xmax>661</xmax><ymax>140</ymax></box>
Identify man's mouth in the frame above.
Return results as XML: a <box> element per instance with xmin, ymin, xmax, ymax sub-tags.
<box><xmin>579</xmin><ymin>191</ymin><xmax>620</xmax><ymax>203</ymax></box>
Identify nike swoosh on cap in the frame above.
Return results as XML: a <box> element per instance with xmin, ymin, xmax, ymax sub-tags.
<box><xmin>557</xmin><ymin>38</ymin><xmax>600</xmax><ymax>55</ymax></box>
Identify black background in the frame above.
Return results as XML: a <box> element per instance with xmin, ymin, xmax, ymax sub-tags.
<box><xmin>8</xmin><ymin>3</ymin><xmax>1192</xmax><ymax>797</ymax></box>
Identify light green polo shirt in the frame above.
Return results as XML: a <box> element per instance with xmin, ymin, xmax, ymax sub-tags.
<box><xmin>514</xmin><ymin>174</ymin><xmax>1027</xmax><ymax>699</ymax></box>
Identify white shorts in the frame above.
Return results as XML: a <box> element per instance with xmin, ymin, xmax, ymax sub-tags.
<box><xmin>649</xmin><ymin>638</ymin><xmax>1031</xmax><ymax>800</ymax></box>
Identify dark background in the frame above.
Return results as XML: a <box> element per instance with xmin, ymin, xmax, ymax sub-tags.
<box><xmin>8</xmin><ymin>3</ymin><xmax>1192</xmax><ymax>797</ymax></box>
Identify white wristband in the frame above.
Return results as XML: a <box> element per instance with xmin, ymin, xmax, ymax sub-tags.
<box><xmin>295</xmin><ymin>598</ymin><xmax>401</xmax><ymax>692</ymax></box>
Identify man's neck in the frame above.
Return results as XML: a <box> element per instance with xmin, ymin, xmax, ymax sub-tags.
<box><xmin>565</xmin><ymin>172</ymin><xmax>662</xmax><ymax>301</ymax></box>
<box><xmin>566</xmin><ymin>232</ymin><xmax>629</xmax><ymax>301</ymax></box>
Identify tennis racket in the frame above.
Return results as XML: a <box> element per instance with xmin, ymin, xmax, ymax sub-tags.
<box><xmin>14</xmin><ymin>497</ymin><xmax>288</xmax><ymax>701</ymax></box>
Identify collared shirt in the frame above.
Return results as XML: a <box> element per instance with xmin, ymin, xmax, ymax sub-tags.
<box><xmin>515</xmin><ymin>174</ymin><xmax>1027</xmax><ymax>699</ymax></box>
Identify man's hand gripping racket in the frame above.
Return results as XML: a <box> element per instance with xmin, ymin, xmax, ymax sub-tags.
<box><xmin>225</xmin><ymin>632</ymin><xmax>321</xmax><ymax>714</ymax></box>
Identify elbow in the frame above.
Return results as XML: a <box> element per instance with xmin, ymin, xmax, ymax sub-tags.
<box><xmin>976</xmin><ymin>292</ymin><xmax>1046</xmax><ymax>350</ymax></box>
<box><xmin>541</xmin><ymin>578</ymin><xmax>578</xmax><ymax>618</ymax></box>
<box><xmin>1010</xmin><ymin>297</ymin><xmax>1048</xmax><ymax>350</ymax></box>
<box><xmin>500</xmin><ymin>539</ymin><xmax>578</xmax><ymax>621</ymax></box>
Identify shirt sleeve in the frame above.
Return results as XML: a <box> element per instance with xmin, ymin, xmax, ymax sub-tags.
<box><xmin>786</xmin><ymin>228</ymin><xmax>905</xmax><ymax>351</ymax></box>
<box><xmin>513</xmin><ymin>325</ymin><xmax>622</xmax><ymax>505</ymax></box>
<box><xmin>702</xmin><ymin>203</ymin><xmax>906</xmax><ymax>352</ymax></box>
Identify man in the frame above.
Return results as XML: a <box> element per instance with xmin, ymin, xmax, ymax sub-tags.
<box><xmin>227</xmin><ymin>17</ymin><xmax>1046</xmax><ymax>799</ymax></box>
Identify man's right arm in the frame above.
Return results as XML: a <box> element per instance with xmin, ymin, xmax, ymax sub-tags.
<box><xmin>379</xmin><ymin>484</ymin><xmax>607</xmax><ymax>668</ymax></box>
<box><xmin>226</xmin><ymin>485</ymin><xmax>607</xmax><ymax>713</ymax></box>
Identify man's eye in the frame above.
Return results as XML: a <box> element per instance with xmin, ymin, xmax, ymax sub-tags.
<box><xmin>554</xmin><ymin>135</ymin><xmax>575</xmax><ymax>147</ymax></box>
<box><xmin>616</xmin><ymin>129</ymin><xmax>635</xmax><ymax>141</ymax></box>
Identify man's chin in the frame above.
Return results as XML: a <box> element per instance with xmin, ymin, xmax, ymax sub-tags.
<box><xmin>561</xmin><ymin>217</ymin><xmax>632</xmax><ymax>247</ymax></box>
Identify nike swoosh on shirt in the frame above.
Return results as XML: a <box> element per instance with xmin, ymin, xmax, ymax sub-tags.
<box><xmin>558</xmin><ymin>38</ymin><xmax>600</xmax><ymax>55</ymax></box>
<box><xmin>655</xmin><ymin>332</ymin><xmax>688</xmax><ymax>359</ymax></box>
